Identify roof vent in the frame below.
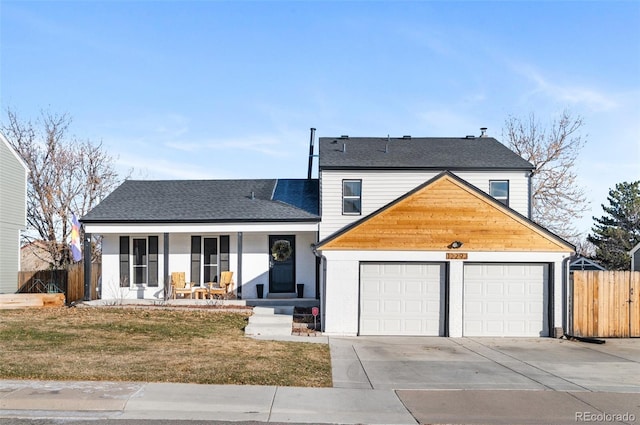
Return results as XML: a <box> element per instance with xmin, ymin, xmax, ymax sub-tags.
<box><xmin>465</xmin><ymin>135</ymin><xmax>476</xmax><ymax>139</ymax></box>
<box><xmin>402</xmin><ymin>135</ymin><xmax>411</xmax><ymax>139</ymax></box>
<box><xmin>342</xmin><ymin>143</ymin><xmax>346</xmax><ymax>153</ymax></box>
<box><xmin>340</xmin><ymin>135</ymin><xmax>349</xmax><ymax>139</ymax></box>
<box><xmin>480</xmin><ymin>127</ymin><xmax>488</xmax><ymax>137</ymax></box>
<box><xmin>250</xmin><ymin>191</ymin><xmax>255</xmax><ymax>200</ymax></box>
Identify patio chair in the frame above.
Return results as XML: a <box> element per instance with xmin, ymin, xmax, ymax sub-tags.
<box><xmin>171</xmin><ymin>272</ymin><xmax>192</xmax><ymax>299</ymax></box>
<box><xmin>207</xmin><ymin>271</ymin><xmax>234</xmax><ymax>299</ymax></box>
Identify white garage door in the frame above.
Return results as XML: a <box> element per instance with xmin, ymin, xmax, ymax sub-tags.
<box><xmin>360</xmin><ymin>263</ymin><xmax>445</xmax><ymax>336</ymax></box>
<box><xmin>463</xmin><ymin>264</ymin><xmax>549</xmax><ymax>337</ymax></box>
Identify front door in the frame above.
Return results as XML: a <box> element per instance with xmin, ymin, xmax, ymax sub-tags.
<box><xmin>269</xmin><ymin>235</ymin><xmax>296</xmax><ymax>293</ymax></box>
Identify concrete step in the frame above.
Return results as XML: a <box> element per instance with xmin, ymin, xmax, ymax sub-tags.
<box><xmin>244</xmin><ymin>322</ymin><xmax>293</xmax><ymax>337</ymax></box>
<box><xmin>253</xmin><ymin>305</ymin><xmax>294</xmax><ymax>315</ymax></box>
<box><xmin>249</xmin><ymin>314</ymin><xmax>293</xmax><ymax>325</ymax></box>
<box><xmin>245</xmin><ymin>304</ymin><xmax>294</xmax><ymax>337</ymax></box>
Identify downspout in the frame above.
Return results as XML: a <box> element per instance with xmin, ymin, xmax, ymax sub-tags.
<box><xmin>527</xmin><ymin>171</ymin><xmax>534</xmax><ymax>219</ymax></box>
<box><xmin>312</xmin><ymin>244</ymin><xmax>326</xmax><ymax>332</ymax></box>
<box><xmin>562</xmin><ymin>255</ymin><xmax>571</xmax><ymax>337</ymax></box>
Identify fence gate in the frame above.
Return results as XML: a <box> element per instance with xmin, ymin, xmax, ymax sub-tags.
<box><xmin>571</xmin><ymin>271</ymin><xmax>640</xmax><ymax>338</ymax></box>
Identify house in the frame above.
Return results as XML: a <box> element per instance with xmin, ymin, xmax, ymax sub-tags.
<box><xmin>314</xmin><ymin>135</ymin><xmax>574</xmax><ymax>337</ymax></box>
<box><xmin>20</xmin><ymin>240</ymin><xmax>55</xmax><ymax>271</ymax></box>
<box><xmin>0</xmin><ymin>132</ymin><xmax>28</xmax><ymax>294</ymax></box>
<box><xmin>82</xmin><ymin>131</ymin><xmax>575</xmax><ymax>337</ymax></box>
<box><xmin>81</xmin><ymin>179</ymin><xmax>320</xmax><ymax>300</ymax></box>
<box><xmin>631</xmin><ymin>243</ymin><xmax>640</xmax><ymax>271</ymax></box>
<box><xmin>569</xmin><ymin>256</ymin><xmax>605</xmax><ymax>272</ymax></box>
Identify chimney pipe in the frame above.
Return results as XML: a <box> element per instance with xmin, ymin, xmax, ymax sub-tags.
<box><xmin>342</xmin><ymin>143</ymin><xmax>346</xmax><ymax>153</ymax></box>
<box><xmin>307</xmin><ymin>127</ymin><xmax>316</xmax><ymax>180</ymax></box>
<box><xmin>480</xmin><ymin>127</ymin><xmax>488</xmax><ymax>137</ymax></box>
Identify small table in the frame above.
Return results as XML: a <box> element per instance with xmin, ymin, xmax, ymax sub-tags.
<box><xmin>193</xmin><ymin>288</ymin><xmax>208</xmax><ymax>300</ymax></box>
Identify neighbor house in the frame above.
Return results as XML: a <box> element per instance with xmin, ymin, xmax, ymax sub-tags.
<box><xmin>631</xmin><ymin>243</ymin><xmax>640</xmax><ymax>271</ymax></box>
<box><xmin>82</xmin><ymin>131</ymin><xmax>575</xmax><ymax>337</ymax></box>
<box><xmin>0</xmin><ymin>132</ymin><xmax>28</xmax><ymax>293</ymax></box>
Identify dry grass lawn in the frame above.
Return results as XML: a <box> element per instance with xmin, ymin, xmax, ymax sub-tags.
<box><xmin>0</xmin><ymin>307</ymin><xmax>332</xmax><ymax>387</ymax></box>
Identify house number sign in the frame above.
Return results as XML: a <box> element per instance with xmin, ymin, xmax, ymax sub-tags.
<box><xmin>446</xmin><ymin>253</ymin><xmax>468</xmax><ymax>260</ymax></box>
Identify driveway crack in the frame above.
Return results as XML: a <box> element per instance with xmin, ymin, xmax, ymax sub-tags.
<box><xmin>352</xmin><ymin>345</ymin><xmax>374</xmax><ymax>389</ymax></box>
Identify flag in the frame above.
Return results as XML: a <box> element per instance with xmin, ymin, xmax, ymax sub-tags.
<box><xmin>70</xmin><ymin>213</ymin><xmax>82</xmax><ymax>262</ymax></box>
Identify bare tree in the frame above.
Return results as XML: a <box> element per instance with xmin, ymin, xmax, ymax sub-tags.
<box><xmin>502</xmin><ymin>110</ymin><xmax>589</xmax><ymax>244</ymax></box>
<box><xmin>2</xmin><ymin>108</ymin><xmax>122</xmax><ymax>268</ymax></box>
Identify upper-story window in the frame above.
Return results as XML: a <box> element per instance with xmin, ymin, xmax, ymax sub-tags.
<box><xmin>490</xmin><ymin>180</ymin><xmax>509</xmax><ymax>206</ymax></box>
<box><xmin>342</xmin><ymin>180</ymin><xmax>362</xmax><ymax>215</ymax></box>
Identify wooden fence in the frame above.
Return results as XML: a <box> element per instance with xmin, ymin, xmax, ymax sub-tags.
<box><xmin>571</xmin><ymin>271</ymin><xmax>640</xmax><ymax>338</ymax></box>
<box><xmin>17</xmin><ymin>263</ymin><xmax>101</xmax><ymax>304</ymax></box>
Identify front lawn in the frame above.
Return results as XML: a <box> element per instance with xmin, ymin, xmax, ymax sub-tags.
<box><xmin>0</xmin><ymin>307</ymin><xmax>331</xmax><ymax>387</ymax></box>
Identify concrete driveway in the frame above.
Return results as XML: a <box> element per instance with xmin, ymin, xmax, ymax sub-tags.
<box><xmin>329</xmin><ymin>336</ymin><xmax>640</xmax><ymax>392</ymax></box>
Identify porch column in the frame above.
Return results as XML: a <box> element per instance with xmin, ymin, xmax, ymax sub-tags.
<box><xmin>163</xmin><ymin>233</ymin><xmax>169</xmax><ymax>299</ymax></box>
<box><xmin>83</xmin><ymin>233</ymin><xmax>92</xmax><ymax>301</ymax></box>
<box><xmin>237</xmin><ymin>232</ymin><xmax>243</xmax><ymax>298</ymax></box>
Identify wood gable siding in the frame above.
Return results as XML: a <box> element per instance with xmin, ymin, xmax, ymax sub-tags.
<box><xmin>319</xmin><ymin>174</ymin><xmax>571</xmax><ymax>252</ymax></box>
<box><xmin>319</xmin><ymin>169</ymin><xmax>530</xmax><ymax>239</ymax></box>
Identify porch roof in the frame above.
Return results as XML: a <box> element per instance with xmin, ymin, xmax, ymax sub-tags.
<box><xmin>81</xmin><ymin>178</ymin><xmax>320</xmax><ymax>223</ymax></box>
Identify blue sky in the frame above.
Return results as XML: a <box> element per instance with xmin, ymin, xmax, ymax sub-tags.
<box><xmin>1</xmin><ymin>1</ymin><xmax>639</xmax><ymax>238</ymax></box>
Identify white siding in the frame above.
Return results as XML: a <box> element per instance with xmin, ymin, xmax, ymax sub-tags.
<box><xmin>321</xmin><ymin>249</ymin><xmax>569</xmax><ymax>337</ymax></box>
<box><xmin>0</xmin><ymin>135</ymin><xmax>27</xmax><ymax>293</ymax></box>
<box><xmin>319</xmin><ymin>170</ymin><xmax>530</xmax><ymax>239</ymax></box>
<box><xmin>99</xmin><ymin>231</ymin><xmax>317</xmax><ymax>300</ymax></box>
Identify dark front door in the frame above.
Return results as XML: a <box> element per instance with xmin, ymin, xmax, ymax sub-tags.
<box><xmin>269</xmin><ymin>235</ymin><xmax>296</xmax><ymax>293</ymax></box>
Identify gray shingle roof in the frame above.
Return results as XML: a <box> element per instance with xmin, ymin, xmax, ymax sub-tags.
<box><xmin>81</xmin><ymin>179</ymin><xmax>320</xmax><ymax>223</ymax></box>
<box><xmin>319</xmin><ymin>136</ymin><xmax>534</xmax><ymax>170</ymax></box>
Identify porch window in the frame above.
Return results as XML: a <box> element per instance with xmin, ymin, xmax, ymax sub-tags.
<box><xmin>343</xmin><ymin>180</ymin><xmax>362</xmax><ymax>215</ymax></box>
<box><xmin>203</xmin><ymin>237</ymin><xmax>218</xmax><ymax>284</ymax></box>
<box><xmin>490</xmin><ymin>180</ymin><xmax>509</xmax><ymax>206</ymax></box>
<box><xmin>120</xmin><ymin>236</ymin><xmax>158</xmax><ymax>287</ymax></box>
<box><xmin>190</xmin><ymin>235</ymin><xmax>231</xmax><ymax>285</ymax></box>
<box><xmin>133</xmin><ymin>238</ymin><xmax>147</xmax><ymax>285</ymax></box>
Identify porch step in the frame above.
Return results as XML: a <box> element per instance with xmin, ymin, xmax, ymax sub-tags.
<box><xmin>266</xmin><ymin>292</ymin><xmax>298</xmax><ymax>299</ymax></box>
<box><xmin>245</xmin><ymin>305</ymin><xmax>294</xmax><ymax>337</ymax></box>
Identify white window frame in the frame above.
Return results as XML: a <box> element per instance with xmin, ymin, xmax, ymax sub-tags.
<box><xmin>342</xmin><ymin>179</ymin><xmax>362</xmax><ymax>215</ymax></box>
<box><xmin>490</xmin><ymin>180</ymin><xmax>509</xmax><ymax>206</ymax></box>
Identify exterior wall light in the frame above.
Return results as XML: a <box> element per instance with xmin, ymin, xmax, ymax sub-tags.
<box><xmin>450</xmin><ymin>241</ymin><xmax>463</xmax><ymax>249</ymax></box>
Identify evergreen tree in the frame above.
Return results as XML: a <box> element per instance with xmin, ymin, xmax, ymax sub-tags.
<box><xmin>588</xmin><ymin>181</ymin><xmax>640</xmax><ymax>270</ymax></box>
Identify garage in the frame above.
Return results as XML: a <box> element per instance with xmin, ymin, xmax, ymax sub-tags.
<box><xmin>463</xmin><ymin>263</ymin><xmax>549</xmax><ymax>337</ymax></box>
<box><xmin>359</xmin><ymin>262</ymin><xmax>446</xmax><ymax>336</ymax></box>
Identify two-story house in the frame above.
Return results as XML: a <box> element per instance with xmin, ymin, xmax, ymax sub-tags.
<box><xmin>0</xmin><ymin>132</ymin><xmax>28</xmax><ymax>294</ymax></box>
<box><xmin>81</xmin><ymin>132</ymin><xmax>574</xmax><ymax>337</ymax></box>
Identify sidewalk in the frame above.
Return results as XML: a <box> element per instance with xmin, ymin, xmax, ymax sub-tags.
<box><xmin>0</xmin><ymin>379</ymin><xmax>417</xmax><ymax>424</ymax></box>
<box><xmin>2</xmin><ymin>380</ymin><xmax>639</xmax><ymax>425</ymax></box>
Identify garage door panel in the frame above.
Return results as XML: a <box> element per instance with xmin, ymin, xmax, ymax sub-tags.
<box><xmin>360</xmin><ymin>262</ymin><xmax>445</xmax><ymax>336</ymax></box>
<box><xmin>464</xmin><ymin>264</ymin><xmax>548</xmax><ymax>337</ymax></box>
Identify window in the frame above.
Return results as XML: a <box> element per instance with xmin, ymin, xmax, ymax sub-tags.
<box><xmin>490</xmin><ymin>180</ymin><xmax>509</xmax><ymax>206</ymax></box>
<box><xmin>190</xmin><ymin>235</ymin><xmax>231</xmax><ymax>285</ymax></box>
<box><xmin>203</xmin><ymin>237</ymin><xmax>218</xmax><ymax>284</ymax></box>
<box><xmin>343</xmin><ymin>180</ymin><xmax>362</xmax><ymax>215</ymax></box>
<box><xmin>120</xmin><ymin>236</ymin><xmax>158</xmax><ymax>287</ymax></box>
<box><xmin>132</xmin><ymin>238</ymin><xmax>147</xmax><ymax>285</ymax></box>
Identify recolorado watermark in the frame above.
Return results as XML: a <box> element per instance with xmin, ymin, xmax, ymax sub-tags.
<box><xmin>576</xmin><ymin>411</ymin><xmax>636</xmax><ymax>422</ymax></box>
